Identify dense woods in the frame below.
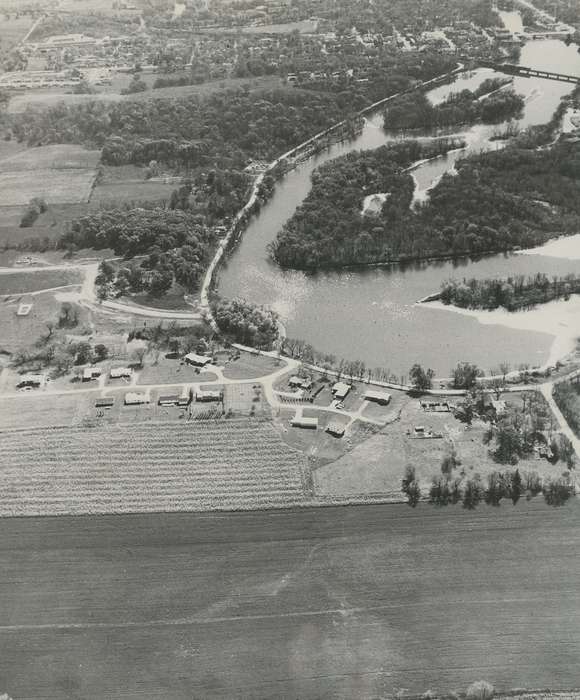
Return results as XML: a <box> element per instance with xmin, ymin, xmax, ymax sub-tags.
<box><xmin>384</xmin><ymin>79</ymin><xmax>524</xmax><ymax>129</ymax></box>
<box><xmin>553</xmin><ymin>381</ymin><xmax>580</xmax><ymax>439</ymax></box>
<box><xmin>11</xmin><ymin>89</ymin><xmax>369</xmax><ymax>169</ymax></box>
<box><xmin>270</xmin><ymin>138</ymin><xmax>464</xmax><ymax>268</ymax></box>
<box><xmin>213</xmin><ymin>298</ymin><xmax>279</xmax><ymax>349</ymax></box>
<box><xmin>440</xmin><ymin>273</ymin><xmax>580</xmax><ymax>311</ymax></box>
<box><xmin>271</xmin><ymin>138</ymin><xmax>580</xmax><ymax>269</ymax></box>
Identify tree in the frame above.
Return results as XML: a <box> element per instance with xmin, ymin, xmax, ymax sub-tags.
<box><xmin>58</xmin><ymin>302</ymin><xmax>79</xmax><ymax>328</ymax></box>
<box><xmin>453</xmin><ymin>362</ymin><xmax>480</xmax><ymax>390</ymax></box>
<box><xmin>75</xmin><ymin>341</ymin><xmax>92</xmax><ymax>365</ymax></box>
<box><xmin>466</xmin><ymin>681</ymin><xmax>494</xmax><ymax>700</ymax></box>
<box><xmin>409</xmin><ymin>363</ymin><xmax>434</xmax><ymax>392</ymax></box>
<box><xmin>94</xmin><ymin>343</ymin><xmax>109</xmax><ymax>362</ymax></box>
<box><xmin>401</xmin><ymin>465</ymin><xmax>420</xmax><ymax>507</ymax></box>
<box><xmin>131</xmin><ymin>346</ymin><xmax>147</xmax><ymax>368</ymax></box>
<box><xmin>510</xmin><ymin>468</ymin><xmax>523</xmax><ymax>505</ymax></box>
<box><xmin>491</xmin><ymin>420</ymin><xmax>524</xmax><ymax>465</ymax></box>
<box><xmin>462</xmin><ymin>476</ymin><xmax>484</xmax><ymax>509</ymax></box>
<box><xmin>543</xmin><ymin>474</ymin><xmax>574</xmax><ymax>506</ymax></box>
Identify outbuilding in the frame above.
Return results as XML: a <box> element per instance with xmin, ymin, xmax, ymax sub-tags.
<box><xmin>158</xmin><ymin>394</ymin><xmax>181</xmax><ymax>406</ymax></box>
<box><xmin>124</xmin><ymin>392</ymin><xmax>150</xmax><ymax>405</ymax></box>
<box><xmin>196</xmin><ymin>389</ymin><xmax>222</xmax><ymax>402</ymax></box>
<box><xmin>110</xmin><ymin>367</ymin><xmax>133</xmax><ymax>379</ymax></box>
<box><xmin>365</xmin><ymin>390</ymin><xmax>391</xmax><ymax>406</ymax></box>
<box><xmin>326</xmin><ymin>421</ymin><xmax>345</xmax><ymax>437</ymax></box>
<box><xmin>83</xmin><ymin>367</ymin><xmax>102</xmax><ymax>382</ymax></box>
<box><xmin>95</xmin><ymin>397</ymin><xmax>115</xmax><ymax>408</ymax></box>
<box><xmin>17</xmin><ymin>374</ymin><xmax>46</xmax><ymax>388</ymax></box>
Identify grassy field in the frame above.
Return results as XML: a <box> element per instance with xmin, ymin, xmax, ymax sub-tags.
<box><xmin>0</xmin><ymin>12</ymin><xmax>34</xmax><ymax>51</ymax></box>
<box><xmin>0</xmin><ymin>268</ymin><xmax>82</xmax><ymax>295</ymax></box>
<box><xmin>0</xmin><ymin>419</ymin><xmax>307</xmax><ymax>516</ymax></box>
<box><xmin>0</xmin><ymin>392</ymin><xmax>87</xmax><ymax>430</ymax></box>
<box><xmin>222</xmin><ymin>352</ymin><xmax>281</xmax><ymax>380</ymax></box>
<box><xmin>0</xmin><ymin>169</ymin><xmax>98</xmax><ymax>206</ymax></box>
<box><xmin>314</xmin><ymin>393</ymin><xmax>564</xmax><ymax>499</ymax></box>
<box><xmin>0</xmin><ymin>502</ymin><xmax>579</xmax><ymax>698</ymax></box>
<box><xmin>90</xmin><ymin>179</ymin><xmax>177</xmax><ymax>206</ymax></box>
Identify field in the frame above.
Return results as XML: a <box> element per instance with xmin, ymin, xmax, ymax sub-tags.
<box><xmin>0</xmin><ymin>268</ymin><xmax>82</xmax><ymax>295</ymax></box>
<box><xmin>0</xmin><ymin>392</ymin><xmax>87</xmax><ymax>430</ymax></box>
<box><xmin>0</xmin><ymin>419</ymin><xmax>307</xmax><ymax>516</ymax></box>
<box><xmin>222</xmin><ymin>352</ymin><xmax>281</xmax><ymax>380</ymax></box>
<box><xmin>90</xmin><ymin>179</ymin><xmax>177</xmax><ymax>206</ymax></box>
<box><xmin>1</xmin><ymin>502</ymin><xmax>580</xmax><ymax>699</ymax></box>
<box><xmin>314</xmin><ymin>393</ymin><xmax>565</xmax><ymax>499</ymax></box>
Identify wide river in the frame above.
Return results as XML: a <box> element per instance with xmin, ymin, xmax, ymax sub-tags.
<box><xmin>219</xmin><ymin>38</ymin><xmax>580</xmax><ymax>376</ymax></box>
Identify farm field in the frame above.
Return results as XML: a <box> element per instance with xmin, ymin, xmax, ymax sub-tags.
<box><xmin>0</xmin><ymin>502</ymin><xmax>579</xmax><ymax>699</ymax></box>
<box><xmin>0</xmin><ymin>268</ymin><xmax>82</xmax><ymax>295</ymax></box>
<box><xmin>90</xmin><ymin>179</ymin><xmax>177</xmax><ymax>206</ymax></box>
<box><xmin>0</xmin><ymin>392</ymin><xmax>87</xmax><ymax>430</ymax></box>
<box><xmin>0</xmin><ymin>419</ymin><xmax>307</xmax><ymax>516</ymax></box>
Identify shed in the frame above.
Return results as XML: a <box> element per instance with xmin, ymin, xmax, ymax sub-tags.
<box><xmin>17</xmin><ymin>373</ymin><xmax>45</xmax><ymax>388</ymax></box>
<box><xmin>196</xmin><ymin>389</ymin><xmax>222</xmax><ymax>402</ymax></box>
<box><xmin>110</xmin><ymin>367</ymin><xmax>133</xmax><ymax>379</ymax></box>
<box><xmin>158</xmin><ymin>394</ymin><xmax>180</xmax><ymax>406</ymax></box>
<box><xmin>326</xmin><ymin>421</ymin><xmax>345</xmax><ymax>437</ymax></box>
<box><xmin>184</xmin><ymin>353</ymin><xmax>211</xmax><ymax>367</ymax></box>
<box><xmin>291</xmin><ymin>416</ymin><xmax>319</xmax><ymax>430</ymax></box>
<box><xmin>332</xmin><ymin>382</ymin><xmax>351</xmax><ymax>400</ymax></box>
<box><xmin>365</xmin><ymin>390</ymin><xmax>391</xmax><ymax>405</ymax></box>
<box><xmin>83</xmin><ymin>367</ymin><xmax>102</xmax><ymax>382</ymax></box>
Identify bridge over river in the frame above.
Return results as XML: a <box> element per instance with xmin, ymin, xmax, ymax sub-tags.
<box><xmin>480</xmin><ymin>60</ymin><xmax>580</xmax><ymax>84</ymax></box>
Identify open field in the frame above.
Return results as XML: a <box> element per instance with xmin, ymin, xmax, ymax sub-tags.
<box><xmin>314</xmin><ymin>393</ymin><xmax>566</xmax><ymax>498</ymax></box>
<box><xmin>0</xmin><ymin>13</ymin><xmax>34</xmax><ymax>51</ymax></box>
<box><xmin>0</xmin><ymin>419</ymin><xmax>307</xmax><ymax>516</ymax></box>
<box><xmin>0</xmin><ymin>145</ymin><xmax>101</xmax><ymax>172</ymax></box>
<box><xmin>0</xmin><ymin>502</ymin><xmax>580</xmax><ymax>699</ymax></box>
<box><xmin>0</xmin><ymin>392</ymin><xmax>87</xmax><ymax>430</ymax></box>
<box><xmin>0</xmin><ymin>268</ymin><xmax>82</xmax><ymax>295</ymax></box>
<box><xmin>90</xmin><ymin>179</ymin><xmax>177</xmax><ymax>206</ymax></box>
<box><xmin>135</xmin><ymin>358</ymin><xmax>217</xmax><ymax>386</ymax></box>
<box><xmin>222</xmin><ymin>352</ymin><xmax>281</xmax><ymax>380</ymax></box>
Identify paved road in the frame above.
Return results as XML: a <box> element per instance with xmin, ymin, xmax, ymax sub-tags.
<box><xmin>1</xmin><ymin>502</ymin><xmax>580</xmax><ymax>699</ymax></box>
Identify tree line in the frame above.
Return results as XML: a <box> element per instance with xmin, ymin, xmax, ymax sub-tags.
<box><xmin>440</xmin><ymin>272</ymin><xmax>580</xmax><ymax>311</ymax></box>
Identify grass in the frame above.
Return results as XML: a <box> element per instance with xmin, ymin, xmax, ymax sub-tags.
<box><xmin>90</xmin><ymin>180</ymin><xmax>177</xmax><ymax>206</ymax></box>
<box><xmin>1</xmin><ymin>503</ymin><xmax>580</xmax><ymax>698</ymax></box>
<box><xmin>0</xmin><ymin>294</ymin><xmax>73</xmax><ymax>354</ymax></box>
<box><xmin>314</xmin><ymin>392</ymin><xmax>565</xmax><ymax>499</ymax></box>
<box><xmin>0</xmin><ymin>269</ymin><xmax>82</xmax><ymax>295</ymax></box>
<box><xmin>222</xmin><ymin>352</ymin><xmax>281</xmax><ymax>380</ymax></box>
<box><xmin>0</xmin><ymin>145</ymin><xmax>101</xmax><ymax>172</ymax></box>
<box><xmin>135</xmin><ymin>358</ymin><xmax>217</xmax><ymax>386</ymax></box>
<box><xmin>0</xmin><ymin>392</ymin><xmax>87</xmax><ymax>430</ymax></box>
<box><xmin>0</xmin><ymin>169</ymin><xmax>98</xmax><ymax>206</ymax></box>
<box><xmin>0</xmin><ymin>419</ymin><xmax>307</xmax><ymax>516</ymax></box>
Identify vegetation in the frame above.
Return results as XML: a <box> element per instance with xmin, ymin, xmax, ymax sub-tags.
<box><xmin>409</xmin><ymin>364</ymin><xmax>435</xmax><ymax>392</ymax></box>
<box><xmin>213</xmin><ymin>298</ymin><xmax>279</xmax><ymax>349</ymax></box>
<box><xmin>270</xmin><ymin>138</ymin><xmax>464</xmax><ymax>268</ymax></box>
<box><xmin>440</xmin><ymin>273</ymin><xmax>580</xmax><ymax>311</ymax></box>
<box><xmin>553</xmin><ymin>380</ymin><xmax>580</xmax><ymax>438</ymax></box>
<box><xmin>384</xmin><ymin>80</ymin><xmax>523</xmax><ymax>129</ymax></box>
<box><xmin>271</xmin><ymin>138</ymin><xmax>580</xmax><ymax>269</ymax></box>
<box><xmin>19</xmin><ymin>197</ymin><xmax>47</xmax><ymax>228</ymax></box>
<box><xmin>452</xmin><ymin>362</ymin><xmax>482</xmax><ymax>390</ymax></box>
<box><xmin>401</xmin><ymin>465</ymin><xmax>421</xmax><ymax>507</ymax></box>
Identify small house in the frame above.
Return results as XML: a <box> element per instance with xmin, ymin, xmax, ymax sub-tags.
<box><xmin>195</xmin><ymin>389</ymin><xmax>222</xmax><ymax>402</ymax></box>
<box><xmin>288</xmin><ymin>376</ymin><xmax>303</xmax><ymax>388</ymax></box>
<box><xmin>110</xmin><ymin>367</ymin><xmax>133</xmax><ymax>379</ymax></box>
<box><xmin>184</xmin><ymin>353</ymin><xmax>211</xmax><ymax>367</ymax></box>
<box><xmin>95</xmin><ymin>397</ymin><xmax>115</xmax><ymax>408</ymax></box>
<box><xmin>291</xmin><ymin>416</ymin><xmax>318</xmax><ymax>430</ymax></box>
<box><xmin>83</xmin><ymin>367</ymin><xmax>102</xmax><ymax>382</ymax></box>
<box><xmin>326</xmin><ymin>421</ymin><xmax>345</xmax><ymax>437</ymax></box>
<box><xmin>17</xmin><ymin>373</ymin><xmax>46</xmax><ymax>388</ymax></box>
<box><xmin>365</xmin><ymin>390</ymin><xmax>391</xmax><ymax>406</ymax></box>
<box><xmin>332</xmin><ymin>382</ymin><xmax>351</xmax><ymax>400</ymax></box>
<box><xmin>124</xmin><ymin>392</ymin><xmax>150</xmax><ymax>405</ymax></box>
<box><xmin>158</xmin><ymin>394</ymin><xmax>181</xmax><ymax>406</ymax></box>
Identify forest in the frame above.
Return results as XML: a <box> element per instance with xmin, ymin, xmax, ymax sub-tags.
<box><xmin>553</xmin><ymin>381</ymin><xmax>580</xmax><ymax>439</ymax></box>
<box><xmin>383</xmin><ymin>79</ymin><xmax>524</xmax><ymax>130</ymax></box>
<box><xmin>213</xmin><ymin>298</ymin><xmax>279</xmax><ymax>349</ymax></box>
<box><xmin>64</xmin><ymin>208</ymin><xmax>216</xmax><ymax>297</ymax></box>
<box><xmin>10</xmin><ymin>89</ymin><xmax>370</xmax><ymax>170</ymax></box>
<box><xmin>271</xmin><ymin>138</ymin><xmax>580</xmax><ymax>269</ymax></box>
<box><xmin>440</xmin><ymin>273</ymin><xmax>580</xmax><ymax>311</ymax></box>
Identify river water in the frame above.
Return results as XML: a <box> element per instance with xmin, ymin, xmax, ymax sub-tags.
<box><xmin>219</xmin><ymin>39</ymin><xmax>580</xmax><ymax>376</ymax></box>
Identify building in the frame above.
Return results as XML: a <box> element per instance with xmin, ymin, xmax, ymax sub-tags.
<box><xmin>184</xmin><ymin>353</ymin><xmax>212</xmax><ymax>367</ymax></box>
<box><xmin>16</xmin><ymin>303</ymin><xmax>33</xmax><ymax>316</ymax></box>
<box><xmin>332</xmin><ymin>382</ymin><xmax>351</xmax><ymax>400</ymax></box>
<box><xmin>196</xmin><ymin>389</ymin><xmax>222</xmax><ymax>402</ymax></box>
<box><xmin>124</xmin><ymin>392</ymin><xmax>150</xmax><ymax>405</ymax></box>
<box><xmin>17</xmin><ymin>373</ymin><xmax>46</xmax><ymax>388</ymax></box>
<box><xmin>365</xmin><ymin>390</ymin><xmax>391</xmax><ymax>406</ymax></box>
<box><xmin>158</xmin><ymin>394</ymin><xmax>181</xmax><ymax>406</ymax></box>
<box><xmin>110</xmin><ymin>367</ymin><xmax>133</xmax><ymax>379</ymax></box>
<box><xmin>83</xmin><ymin>367</ymin><xmax>102</xmax><ymax>382</ymax></box>
<box><xmin>291</xmin><ymin>416</ymin><xmax>318</xmax><ymax>429</ymax></box>
<box><xmin>289</xmin><ymin>376</ymin><xmax>313</xmax><ymax>390</ymax></box>
<box><xmin>490</xmin><ymin>399</ymin><xmax>507</xmax><ymax>417</ymax></box>
<box><xmin>420</xmin><ymin>400</ymin><xmax>451</xmax><ymax>412</ymax></box>
<box><xmin>95</xmin><ymin>397</ymin><xmax>115</xmax><ymax>408</ymax></box>
<box><xmin>326</xmin><ymin>421</ymin><xmax>345</xmax><ymax>437</ymax></box>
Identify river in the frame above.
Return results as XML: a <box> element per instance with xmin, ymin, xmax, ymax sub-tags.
<box><xmin>218</xmin><ymin>39</ymin><xmax>580</xmax><ymax>376</ymax></box>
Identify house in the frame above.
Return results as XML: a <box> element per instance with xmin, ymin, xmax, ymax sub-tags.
<box><xmin>291</xmin><ymin>416</ymin><xmax>318</xmax><ymax>429</ymax></box>
<box><xmin>332</xmin><ymin>382</ymin><xmax>351</xmax><ymax>400</ymax></box>
<box><xmin>196</xmin><ymin>389</ymin><xmax>222</xmax><ymax>402</ymax></box>
<box><xmin>95</xmin><ymin>397</ymin><xmax>115</xmax><ymax>408</ymax></box>
<box><xmin>289</xmin><ymin>376</ymin><xmax>313</xmax><ymax>390</ymax></box>
<box><xmin>124</xmin><ymin>392</ymin><xmax>150</xmax><ymax>405</ymax></box>
<box><xmin>110</xmin><ymin>367</ymin><xmax>133</xmax><ymax>379</ymax></box>
<box><xmin>17</xmin><ymin>373</ymin><xmax>46</xmax><ymax>388</ymax></box>
<box><xmin>326</xmin><ymin>421</ymin><xmax>345</xmax><ymax>437</ymax></box>
<box><xmin>158</xmin><ymin>394</ymin><xmax>181</xmax><ymax>406</ymax></box>
<box><xmin>365</xmin><ymin>390</ymin><xmax>391</xmax><ymax>406</ymax></box>
<box><xmin>83</xmin><ymin>367</ymin><xmax>102</xmax><ymax>382</ymax></box>
<box><xmin>184</xmin><ymin>353</ymin><xmax>211</xmax><ymax>367</ymax></box>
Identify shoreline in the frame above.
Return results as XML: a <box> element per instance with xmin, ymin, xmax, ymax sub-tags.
<box><xmin>424</xmin><ymin>295</ymin><xmax>580</xmax><ymax>370</ymax></box>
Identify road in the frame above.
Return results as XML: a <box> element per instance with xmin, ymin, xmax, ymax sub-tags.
<box><xmin>1</xmin><ymin>502</ymin><xmax>580</xmax><ymax>699</ymax></box>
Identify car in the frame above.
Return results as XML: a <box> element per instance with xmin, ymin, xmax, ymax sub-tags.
<box><xmin>336</xmin><ymin>402</ymin><xmax>345</xmax><ymax>410</ymax></box>
<box><xmin>18</xmin><ymin>386</ymin><xmax>34</xmax><ymax>392</ymax></box>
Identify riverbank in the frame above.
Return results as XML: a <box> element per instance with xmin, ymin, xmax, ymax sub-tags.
<box><xmin>425</xmin><ymin>294</ymin><xmax>580</xmax><ymax>370</ymax></box>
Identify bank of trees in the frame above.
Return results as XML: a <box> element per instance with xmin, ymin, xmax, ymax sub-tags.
<box><xmin>553</xmin><ymin>380</ymin><xmax>580</xmax><ymax>438</ymax></box>
<box><xmin>271</xmin><ymin>138</ymin><xmax>580</xmax><ymax>270</ymax></box>
<box><xmin>383</xmin><ymin>80</ymin><xmax>523</xmax><ymax>130</ymax></box>
<box><xmin>213</xmin><ymin>298</ymin><xmax>279</xmax><ymax>349</ymax></box>
<box><xmin>440</xmin><ymin>273</ymin><xmax>580</xmax><ymax>311</ymax></box>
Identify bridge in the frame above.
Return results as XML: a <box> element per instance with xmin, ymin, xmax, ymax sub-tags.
<box><xmin>480</xmin><ymin>61</ymin><xmax>580</xmax><ymax>84</ymax></box>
